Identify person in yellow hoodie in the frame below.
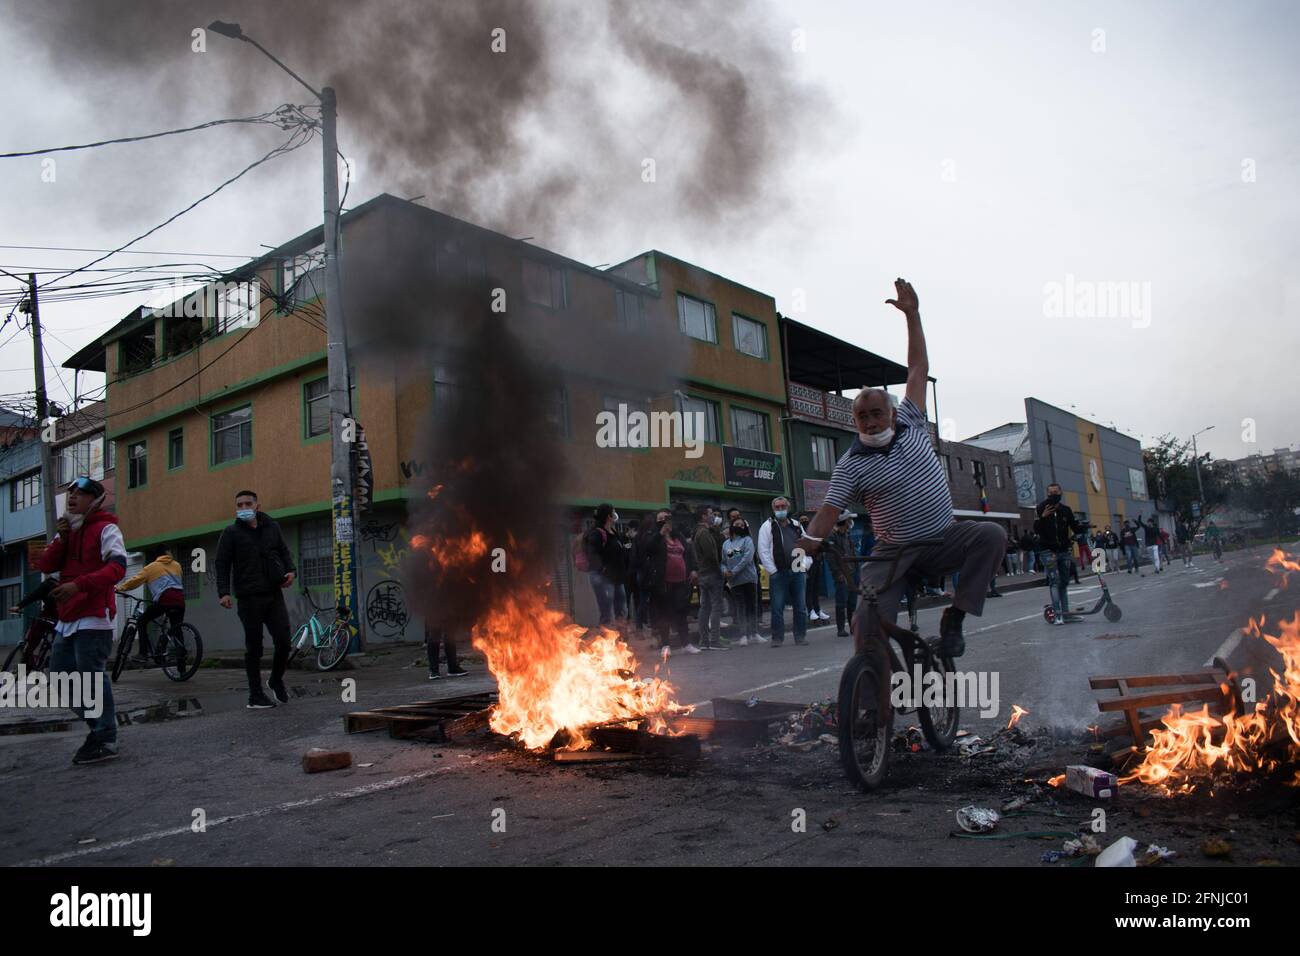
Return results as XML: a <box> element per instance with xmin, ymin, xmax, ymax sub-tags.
<box><xmin>116</xmin><ymin>544</ymin><xmax>186</xmax><ymax>661</ymax></box>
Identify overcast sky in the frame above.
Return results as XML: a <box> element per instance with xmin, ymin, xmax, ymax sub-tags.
<box><xmin>1</xmin><ymin>0</ymin><xmax>1296</xmax><ymax>463</ymax></box>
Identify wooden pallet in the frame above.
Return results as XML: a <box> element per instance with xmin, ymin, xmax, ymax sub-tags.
<box><xmin>1088</xmin><ymin>664</ymin><xmax>1242</xmax><ymax>747</ymax></box>
<box><xmin>344</xmin><ymin>692</ymin><xmax>497</xmax><ymax>742</ymax></box>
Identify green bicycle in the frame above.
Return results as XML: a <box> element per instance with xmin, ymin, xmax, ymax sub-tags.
<box><xmin>287</xmin><ymin>588</ymin><xmax>355</xmax><ymax>671</ymax></box>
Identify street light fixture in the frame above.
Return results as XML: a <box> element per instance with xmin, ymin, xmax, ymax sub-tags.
<box><xmin>1191</xmin><ymin>425</ymin><xmax>1214</xmax><ymax>506</ymax></box>
<box><xmin>208</xmin><ymin>20</ymin><xmax>358</xmax><ymax>637</ymax></box>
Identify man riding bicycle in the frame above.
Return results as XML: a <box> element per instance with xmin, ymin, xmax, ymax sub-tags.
<box><xmin>797</xmin><ymin>279</ymin><xmax>1007</xmax><ymax>658</ymax></box>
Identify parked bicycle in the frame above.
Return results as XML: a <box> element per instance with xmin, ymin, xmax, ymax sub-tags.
<box><xmin>287</xmin><ymin>587</ymin><xmax>355</xmax><ymax>671</ymax></box>
<box><xmin>111</xmin><ymin>593</ymin><xmax>203</xmax><ymax>683</ymax></box>
<box><xmin>2</xmin><ymin>608</ymin><xmax>56</xmax><ymax>676</ymax></box>
<box><xmin>823</xmin><ymin>537</ymin><xmax>959</xmax><ymax>792</ymax></box>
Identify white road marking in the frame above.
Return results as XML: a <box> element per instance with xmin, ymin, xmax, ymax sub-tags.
<box><xmin>16</xmin><ymin>765</ymin><xmax>458</xmax><ymax>867</ymax></box>
<box><xmin>1204</xmin><ymin>630</ymin><xmax>1243</xmax><ymax>668</ymax></box>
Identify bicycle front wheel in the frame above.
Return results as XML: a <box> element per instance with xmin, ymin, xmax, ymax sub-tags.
<box><xmin>2</xmin><ymin>641</ymin><xmax>21</xmax><ymax>676</ymax></box>
<box><xmin>316</xmin><ymin>621</ymin><xmax>352</xmax><ymax>672</ymax></box>
<box><xmin>917</xmin><ymin>640</ymin><xmax>960</xmax><ymax>752</ymax></box>
<box><xmin>286</xmin><ymin>623</ymin><xmax>311</xmax><ymax>669</ymax></box>
<box><xmin>160</xmin><ymin>624</ymin><xmax>203</xmax><ymax>682</ymax></box>
<box><xmin>111</xmin><ymin>626</ymin><xmax>135</xmax><ymax>682</ymax></box>
<box><xmin>838</xmin><ymin>645</ymin><xmax>893</xmax><ymax>792</ymax></box>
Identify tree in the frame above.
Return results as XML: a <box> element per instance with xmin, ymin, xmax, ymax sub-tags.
<box><xmin>1236</xmin><ymin>469</ymin><xmax>1300</xmax><ymax>539</ymax></box>
<box><xmin>1142</xmin><ymin>435</ymin><xmax>1228</xmax><ymax>536</ymax></box>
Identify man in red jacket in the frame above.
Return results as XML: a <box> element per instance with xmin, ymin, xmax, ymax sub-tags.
<box><xmin>38</xmin><ymin>476</ymin><xmax>126</xmax><ymax>765</ymax></box>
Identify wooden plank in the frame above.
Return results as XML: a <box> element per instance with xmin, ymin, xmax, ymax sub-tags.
<box><xmin>588</xmin><ymin>725</ymin><xmax>701</xmax><ymax>760</ymax></box>
<box><xmin>553</xmin><ymin>750</ymin><xmax>647</xmax><ymax>764</ymax></box>
<box><xmin>1089</xmin><ymin>672</ymin><xmax>1221</xmax><ymax>690</ymax></box>
<box><xmin>1096</xmin><ymin>687</ymin><xmax>1227</xmax><ymax>713</ymax></box>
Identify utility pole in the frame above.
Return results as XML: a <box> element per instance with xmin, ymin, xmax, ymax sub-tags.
<box><xmin>1192</xmin><ymin>432</ymin><xmax>1206</xmax><ymax>502</ymax></box>
<box><xmin>320</xmin><ymin>86</ymin><xmax>361</xmax><ymax>645</ymax></box>
<box><xmin>25</xmin><ymin>274</ymin><xmax>59</xmax><ymax>540</ymax></box>
<box><xmin>207</xmin><ymin>22</ymin><xmax>360</xmax><ymax>641</ymax></box>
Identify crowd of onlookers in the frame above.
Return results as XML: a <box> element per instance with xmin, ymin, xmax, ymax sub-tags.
<box><xmin>578</xmin><ymin>498</ymin><xmax>876</xmax><ymax>654</ymax></box>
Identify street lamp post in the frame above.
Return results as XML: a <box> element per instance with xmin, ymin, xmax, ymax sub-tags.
<box><xmin>209</xmin><ymin>21</ymin><xmax>359</xmax><ymax>637</ymax></box>
<box><xmin>1191</xmin><ymin>425</ymin><xmax>1214</xmax><ymax>504</ymax></box>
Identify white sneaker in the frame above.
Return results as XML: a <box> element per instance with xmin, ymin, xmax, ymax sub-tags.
<box><xmin>682</xmin><ymin>643</ymin><xmax>703</xmax><ymax>654</ymax></box>
<box><xmin>1055</xmin><ymin>617</ymin><xmax>1065</xmax><ymax>626</ymax></box>
<box><xmin>736</xmin><ymin>637</ymin><xmax>749</xmax><ymax>646</ymax></box>
<box><xmin>751</xmin><ymin>634</ymin><xmax>769</xmax><ymax>644</ymax></box>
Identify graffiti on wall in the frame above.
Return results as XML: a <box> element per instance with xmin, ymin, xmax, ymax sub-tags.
<box><xmin>366</xmin><ymin>580</ymin><xmax>409</xmax><ymax>638</ymax></box>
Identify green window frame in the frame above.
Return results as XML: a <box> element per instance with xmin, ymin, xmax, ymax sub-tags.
<box><xmin>304</xmin><ymin>377</ymin><xmax>330</xmax><ymax>439</ymax></box>
<box><xmin>810</xmin><ymin>434</ymin><xmax>836</xmax><ymax>473</ymax></box>
<box><xmin>127</xmin><ymin>441</ymin><xmax>148</xmax><ymax>488</ymax></box>
<box><xmin>732</xmin><ymin>312</ymin><xmax>769</xmax><ymax>359</ymax></box>
<box><xmin>729</xmin><ymin>406</ymin><xmax>771</xmax><ymax>452</ymax></box>
<box><xmin>677</xmin><ymin>292</ymin><xmax>717</xmax><ymax>344</ymax></box>
<box><xmin>674</xmin><ymin>393</ymin><xmax>722</xmax><ymax>444</ymax></box>
<box><xmin>167</xmin><ymin>427</ymin><xmax>184</xmax><ymax>470</ymax></box>
<box><xmin>211</xmin><ymin>404</ymin><xmax>252</xmax><ymax>466</ymax></box>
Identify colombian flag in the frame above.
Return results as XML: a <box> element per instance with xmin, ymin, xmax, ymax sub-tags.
<box><xmin>979</xmin><ymin>484</ymin><xmax>989</xmax><ymax>513</ymax></box>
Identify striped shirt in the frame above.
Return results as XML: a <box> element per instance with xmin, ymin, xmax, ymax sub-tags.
<box><xmin>823</xmin><ymin>397</ymin><xmax>953</xmax><ymax>544</ymax></box>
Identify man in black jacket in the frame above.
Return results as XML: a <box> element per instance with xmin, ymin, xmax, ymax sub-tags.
<box><xmin>1033</xmin><ymin>483</ymin><xmax>1075</xmax><ymax>626</ymax></box>
<box><xmin>215</xmin><ymin>490</ymin><xmax>297</xmax><ymax>709</ymax></box>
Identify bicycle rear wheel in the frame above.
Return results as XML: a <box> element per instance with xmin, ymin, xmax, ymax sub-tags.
<box><xmin>316</xmin><ymin>620</ymin><xmax>351</xmax><ymax>671</ymax></box>
<box><xmin>111</xmin><ymin>626</ymin><xmax>135</xmax><ymax>682</ymax></box>
<box><xmin>837</xmin><ymin>645</ymin><xmax>893</xmax><ymax>792</ymax></box>
<box><xmin>160</xmin><ymin>623</ymin><xmax>203</xmax><ymax>682</ymax></box>
<box><xmin>917</xmin><ymin>640</ymin><xmax>960</xmax><ymax>752</ymax></box>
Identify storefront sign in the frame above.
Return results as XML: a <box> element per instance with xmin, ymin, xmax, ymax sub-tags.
<box><xmin>722</xmin><ymin>446</ymin><xmax>784</xmax><ymax>493</ymax></box>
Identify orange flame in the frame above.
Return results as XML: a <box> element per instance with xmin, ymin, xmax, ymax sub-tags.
<box><xmin>1121</xmin><ymin>608</ymin><xmax>1300</xmax><ymax>792</ymax></box>
<box><xmin>1266</xmin><ymin>549</ymin><xmax>1300</xmax><ymax>588</ymax></box>
<box><xmin>1047</xmin><ymin>774</ymin><xmax>1065</xmax><ymax>787</ymax></box>
<box><xmin>472</xmin><ymin>592</ymin><xmax>685</xmax><ymax>750</ymax></box>
<box><xmin>1007</xmin><ymin>704</ymin><xmax>1028</xmax><ymax>729</ymax></box>
<box><xmin>413</xmin><ymin>530</ymin><xmax>685</xmax><ymax>751</ymax></box>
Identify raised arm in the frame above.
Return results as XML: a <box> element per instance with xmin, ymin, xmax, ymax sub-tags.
<box><xmin>886</xmin><ymin>278</ymin><xmax>928</xmax><ymax>412</ymax></box>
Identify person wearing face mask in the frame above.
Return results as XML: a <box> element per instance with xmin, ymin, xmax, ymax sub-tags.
<box><xmin>722</xmin><ymin>517</ymin><xmax>761</xmax><ymax>645</ymax></box>
<box><xmin>796</xmin><ymin>280</ymin><xmax>1006</xmax><ymax>658</ymax></box>
<box><xmin>758</xmin><ymin>496</ymin><xmax>809</xmax><ymax>647</ymax></box>
<box><xmin>643</xmin><ymin>510</ymin><xmax>697</xmax><ymax>654</ymax></box>
<box><xmin>37</xmin><ymin>476</ymin><xmax>126</xmax><ymax>765</ymax></box>
<box><xmin>799</xmin><ymin>510</ymin><xmax>830</xmax><ymax>623</ymax></box>
<box><xmin>1033</xmin><ymin>482</ymin><xmax>1076</xmax><ymax>625</ymax></box>
<box><xmin>692</xmin><ymin>506</ymin><xmax>729</xmax><ymax>650</ymax></box>
<box><xmin>215</xmin><ymin>490</ymin><xmax>298</xmax><ymax>709</ymax></box>
<box><xmin>584</xmin><ymin>504</ymin><xmax>627</xmax><ymax>627</ymax></box>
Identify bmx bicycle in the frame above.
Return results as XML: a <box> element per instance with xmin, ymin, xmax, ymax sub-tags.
<box><xmin>1042</xmin><ymin>554</ymin><xmax>1122</xmax><ymax>624</ymax></box>
<box><xmin>820</xmin><ymin>537</ymin><xmax>960</xmax><ymax>792</ymax></box>
<box><xmin>2</xmin><ymin>608</ymin><xmax>56</xmax><ymax>675</ymax></box>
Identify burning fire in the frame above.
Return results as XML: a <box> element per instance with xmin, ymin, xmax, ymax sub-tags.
<box><xmin>1007</xmin><ymin>704</ymin><xmax>1028</xmax><ymax>730</ymax></box>
<box><xmin>1121</xmin><ymin>611</ymin><xmax>1300</xmax><ymax>791</ymax></box>
<box><xmin>1266</xmin><ymin>549</ymin><xmax>1300</xmax><ymax>588</ymax></box>
<box><xmin>471</xmin><ymin>590</ymin><xmax>685</xmax><ymax>750</ymax></box>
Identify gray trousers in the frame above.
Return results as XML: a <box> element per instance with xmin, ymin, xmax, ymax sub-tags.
<box><xmin>853</xmin><ymin>521</ymin><xmax>1007</xmax><ymax>628</ymax></box>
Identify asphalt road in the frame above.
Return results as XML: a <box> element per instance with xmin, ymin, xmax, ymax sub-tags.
<box><xmin>2</xmin><ymin>544</ymin><xmax>1296</xmax><ymax>867</ymax></box>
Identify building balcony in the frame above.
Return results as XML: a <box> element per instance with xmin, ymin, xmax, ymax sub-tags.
<box><xmin>788</xmin><ymin>380</ymin><xmax>856</xmax><ymax>430</ymax></box>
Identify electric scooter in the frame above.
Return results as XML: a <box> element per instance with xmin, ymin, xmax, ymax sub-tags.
<box><xmin>1044</xmin><ymin>551</ymin><xmax>1122</xmax><ymax>623</ymax></box>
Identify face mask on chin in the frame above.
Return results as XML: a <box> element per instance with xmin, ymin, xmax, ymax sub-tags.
<box><xmin>859</xmin><ymin>427</ymin><xmax>894</xmax><ymax>448</ymax></box>
<box><xmin>65</xmin><ymin>493</ymin><xmax>106</xmax><ymax>531</ymax></box>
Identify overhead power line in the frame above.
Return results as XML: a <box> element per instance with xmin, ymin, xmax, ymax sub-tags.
<box><xmin>0</xmin><ymin>104</ymin><xmax>310</xmax><ymax>159</ymax></box>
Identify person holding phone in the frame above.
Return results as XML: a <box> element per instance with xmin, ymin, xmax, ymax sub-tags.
<box><xmin>215</xmin><ymin>490</ymin><xmax>297</xmax><ymax>709</ymax></box>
